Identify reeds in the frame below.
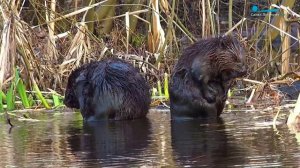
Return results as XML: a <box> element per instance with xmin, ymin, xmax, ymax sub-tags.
<box><xmin>0</xmin><ymin>0</ymin><xmax>299</xmax><ymax>111</ymax></box>
<box><xmin>0</xmin><ymin>67</ymin><xmax>64</xmax><ymax>111</ymax></box>
<box><xmin>152</xmin><ymin>73</ymin><xmax>169</xmax><ymax>101</ymax></box>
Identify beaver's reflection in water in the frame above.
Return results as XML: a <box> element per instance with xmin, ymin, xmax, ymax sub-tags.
<box><xmin>171</xmin><ymin>118</ymin><xmax>246</xmax><ymax>167</ymax></box>
<box><xmin>67</xmin><ymin>118</ymin><xmax>152</xmax><ymax>166</ymax></box>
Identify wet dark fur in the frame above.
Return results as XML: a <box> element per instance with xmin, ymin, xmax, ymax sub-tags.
<box><xmin>64</xmin><ymin>58</ymin><xmax>151</xmax><ymax>121</ymax></box>
<box><xmin>169</xmin><ymin>35</ymin><xmax>246</xmax><ymax>119</ymax></box>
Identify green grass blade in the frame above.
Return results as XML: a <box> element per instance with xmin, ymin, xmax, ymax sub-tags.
<box><xmin>15</xmin><ymin>67</ymin><xmax>28</xmax><ymax>107</ymax></box>
<box><xmin>15</xmin><ymin>67</ymin><xmax>20</xmax><ymax>81</ymax></box>
<box><xmin>164</xmin><ymin>73</ymin><xmax>169</xmax><ymax>100</ymax></box>
<box><xmin>28</xmin><ymin>94</ymin><xmax>34</xmax><ymax>107</ymax></box>
<box><xmin>0</xmin><ymin>89</ymin><xmax>3</xmax><ymax>111</ymax></box>
<box><xmin>6</xmin><ymin>83</ymin><xmax>15</xmax><ymax>111</ymax></box>
<box><xmin>33</xmin><ymin>84</ymin><xmax>51</xmax><ymax>109</ymax></box>
<box><xmin>6</xmin><ymin>68</ymin><xmax>19</xmax><ymax>111</ymax></box>
<box><xmin>49</xmin><ymin>89</ymin><xmax>64</xmax><ymax>107</ymax></box>
<box><xmin>17</xmin><ymin>79</ymin><xmax>30</xmax><ymax>108</ymax></box>
<box><xmin>52</xmin><ymin>94</ymin><xmax>61</xmax><ymax>107</ymax></box>
<box><xmin>157</xmin><ymin>80</ymin><xmax>162</xmax><ymax>97</ymax></box>
<box><xmin>0</xmin><ymin>90</ymin><xmax>6</xmax><ymax>101</ymax></box>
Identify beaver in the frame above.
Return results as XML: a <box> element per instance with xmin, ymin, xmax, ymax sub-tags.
<box><xmin>169</xmin><ymin>35</ymin><xmax>247</xmax><ymax>119</ymax></box>
<box><xmin>64</xmin><ymin>58</ymin><xmax>151</xmax><ymax>121</ymax></box>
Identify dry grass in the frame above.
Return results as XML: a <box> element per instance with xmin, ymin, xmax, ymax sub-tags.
<box><xmin>0</xmin><ymin>0</ymin><xmax>299</xmax><ymax>104</ymax></box>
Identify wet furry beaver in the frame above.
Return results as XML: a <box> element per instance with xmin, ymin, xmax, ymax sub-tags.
<box><xmin>169</xmin><ymin>35</ymin><xmax>247</xmax><ymax>119</ymax></box>
<box><xmin>64</xmin><ymin>58</ymin><xmax>151</xmax><ymax>121</ymax></box>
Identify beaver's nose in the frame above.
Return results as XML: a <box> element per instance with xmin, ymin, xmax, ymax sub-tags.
<box><xmin>240</xmin><ymin>65</ymin><xmax>247</xmax><ymax>75</ymax></box>
<box><xmin>63</xmin><ymin>98</ymin><xmax>69</xmax><ymax>105</ymax></box>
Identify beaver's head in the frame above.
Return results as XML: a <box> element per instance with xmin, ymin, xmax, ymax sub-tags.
<box><xmin>216</xmin><ymin>35</ymin><xmax>247</xmax><ymax>81</ymax></box>
<box><xmin>64</xmin><ymin>65</ymin><xmax>88</xmax><ymax>109</ymax></box>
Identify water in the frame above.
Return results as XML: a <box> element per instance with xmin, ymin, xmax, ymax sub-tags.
<box><xmin>0</xmin><ymin>109</ymin><xmax>300</xmax><ymax>167</ymax></box>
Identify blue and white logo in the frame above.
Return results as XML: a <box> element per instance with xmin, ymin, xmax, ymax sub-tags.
<box><xmin>250</xmin><ymin>4</ymin><xmax>279</xmax><ymax>16</ymax></box>
<box><xmin>251</xmin><ymin>5</ymin><xmax>259</xmax><ymax>12</ymax></box>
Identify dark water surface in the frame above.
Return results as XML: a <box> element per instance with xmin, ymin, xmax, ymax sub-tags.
<box><xmin>0</xmin><ymin>109</ymin><xmax>300</xmax><ymax>167</ymax></box>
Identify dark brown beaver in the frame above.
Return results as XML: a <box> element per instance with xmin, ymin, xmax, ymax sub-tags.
<box><xmin>64</xmin><ymin>58</ymin><xmax>151</xmax><ymax>121</ymax></box>
<box><xmin>169</xmin><ymin>35</ymin><xmax>247</xmax><ymax>119</ymax></box>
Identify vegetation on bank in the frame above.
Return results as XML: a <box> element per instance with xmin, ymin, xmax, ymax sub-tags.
<box><xmin>0</xmin><ymin>0</ymin><xmax>299</xmax><ymax>113</ymax></box>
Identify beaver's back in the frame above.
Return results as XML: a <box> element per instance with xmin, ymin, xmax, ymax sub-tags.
<box><xmin>174</xmin><ymin>37</ymin><xmax>221</xmax><ymax>72</ymax></box>
<box><xmin>64</xmin><ymin>58</ymin><xmax>151</xmax><ymax>121</ymax></box>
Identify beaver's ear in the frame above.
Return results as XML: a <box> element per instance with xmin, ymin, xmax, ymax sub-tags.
<box><xmin>75</xmin><ymin>73</ymin><xmax>87</xmax><ymax>83</ymax></box>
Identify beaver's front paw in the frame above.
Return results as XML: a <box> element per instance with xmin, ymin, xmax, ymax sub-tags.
<box><xmin>203</xmin><ymin>89</ymin><xmax>217</xmax><ymax>103</ymax></box>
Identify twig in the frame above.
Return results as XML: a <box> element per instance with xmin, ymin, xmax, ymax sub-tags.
<box><xmin>242</xmin><ymin>78</ymin><xmax>265</xmax><ymax>85</ymax></box>
<box><xmin>224</xmin><ymin>18</ymin><xmax>247</xmax><ymax>36</ymax></box>
<box><xmin>5</xmin><ymin>112</ymin><xmax>13</xmax><ymax>127</ymax></box>
<box><xmin>32</xmin><ymin>0</ymin><xmax>109</xmax><ymax>27</ymax></box>
<box><xmin>246</xmin><ymin>88</ymin><xmax>256</xmax><ymax>104</ymax></box>
<box><xmin>273</xmin><ymin>108</ymin><xmax>281</xmax><ymax>129</ymax></box>
<box><xmin>259</xmin><ymin>20</ymin><xmax>300</xmax><ymax>42</ymax></box>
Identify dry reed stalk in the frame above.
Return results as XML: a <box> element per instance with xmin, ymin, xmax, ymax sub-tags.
<box><xmin>15</xmin><ymin>26</ymin><xmax>51</xmax><ymax>108</ymax></box>
<box><xmin>84</xmin><ymin>0</ymin><xmax>95</xmax><ymax>32</ymax></box>
<box><xmin>224</xmin><ymin>18</ymin><xmax>247</xmax><ymax>36</ymax></box>
<box><xmin>200</xmin><ymin>0</ymin><xmax>215</xmax><ymax>37</ymax></box>
<box><xmin>201</xmin><ymin>0</ymin><xmax>205</xmax><ymax>37</ymax></box>
<box><xmin>0</xmin><ymin>1</ymin><xmax>51</xmax><ymax>108</ymax></box>
<box><xmin>259</xmin><ymin>20</ymin><xmax>300</xmax><ymax>43</ymax></box>
<box><xmin>123</xmin><ymin>0</ymin><xmax>145</xmax><ymax>41</ymax></box>
<box><xmin>148</xmin><ymin>0</ymin><xmax>165</xmax><ymax>54</ymax></box>
<box><xmin>251</xmin><ymin>1</ymin><xmax>295</xmax><ymax>46</ymax></box>
<box><xmin>61</xmin><ymin>3</ymin><xmax>95</xmax><ymax>69</ymax></box>
<box><xmin>125</xmin><ymin>11</ymin><xmax>130</xmax><ymax>54</ymax></box>
<box><xmin>94</xmin><ymin>0</ymin><xmax>117</xmax><ymax>34</ymax></box>
<box><xmin>280</xmin><ymin>10</ymin><xmax>290</xmax><ymax>74</ymax></box>
<box><xmin>99</xmin><ymin>9</ymin><xmax>149</xmax><ymax>22</ymax></box>
<box><xmin>251</xmin><ymin>5</ymin><xmax>300</xmax><ymax>77</ymax></box>
<box><xmin>0</xmin><ymin>20</ymin><xmax>11</xmax><ymax>90</ymax></box>
<box><xmin>173</xmin><ymin>14</ymin><xmax>195</xmax><ymax>42</ymax></box>
<box><xmin>45</xmin><ymin>0</ymin><xmax>57</xmax><ymax>61</ymax></box>
<box><xmin>61</xmin><ymin>6</ymin><xmax>114</xmax><ymax>78</ymax></box>
<box><xmin>298</xmin><ymin>27</ymin><xmax>300</xmax><ymax>65</ymax></box>
<box><xmin>63</xmin><ymin>23</ymin><xmax>91</xmax><ymax>69</ymax></box>
<box><xmin>228</xmin><ymin>0</ymin><xmax>233</xmax><ymax>29</ymax></box>
<box><xmin>207</xmin><ymin>0</ymin><xmax>215</xmax><ymax>36</ymax></box>
<box><xmin>272</xmin><ymin>4</ymin><xmax>300</xmax><ymax>74</ymax></box>
<box><xmin>74</xmin><ymin>0</ymin><xmax>79</xmax><ymax>19</ymax></box>
<box><xmin>37</xmin><ymin>0</ymin><xmax>108</xmax><ymax>27</ymax></box>
<box><xmin>216</xmin><ymin>0</ymin><xmax>220</xmax><ymax>34</ymax></box>
<box><xmin>156</xmin><ymin>0</ymin><xmax>173</xmax><ymax>65</ymax></box>
<box><xmin>0</xmin><ymin>1</ymin><xmax>17</xmax><ymax>90</ymax></box>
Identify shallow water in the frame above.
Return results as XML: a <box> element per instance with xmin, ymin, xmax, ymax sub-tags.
<box><xmin>0</xmin><ymin>109</ymin><xmax>300</xmax><ymax>167</ymax></box>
